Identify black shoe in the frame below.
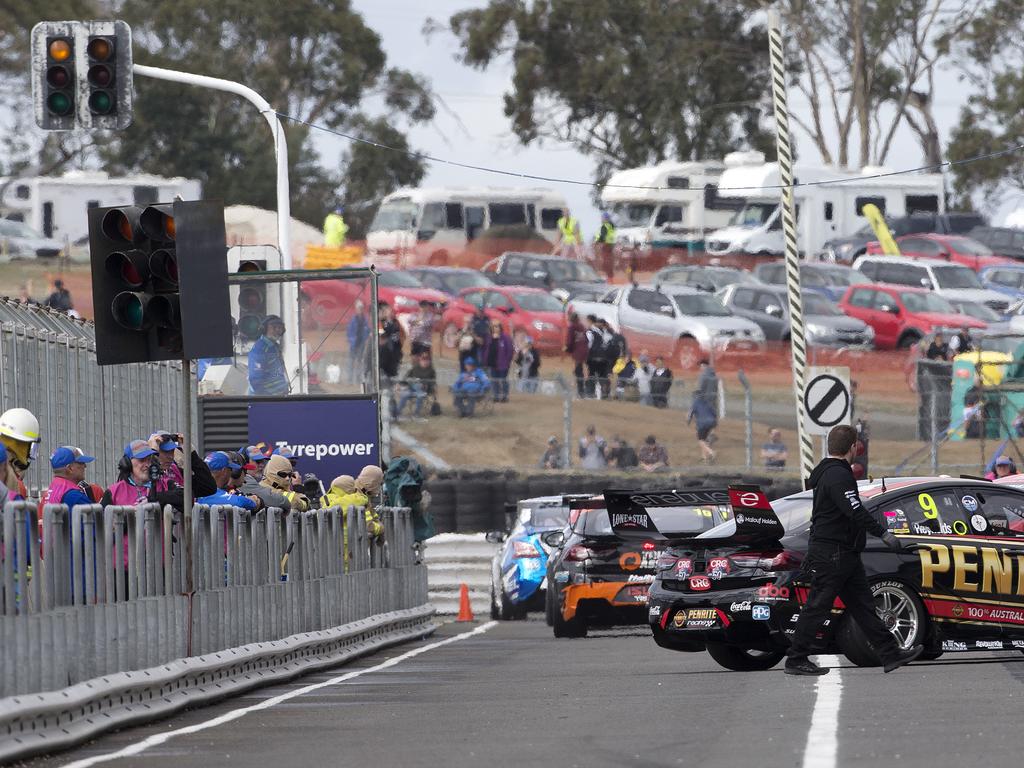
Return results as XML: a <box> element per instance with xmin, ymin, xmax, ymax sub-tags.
<box><xmin>883</xmin><ymin>644</ymin><xmax>923</xmax><ymax>673</ymax></box>
<box><xmin>784</xmin><ymin>658</ymin><xmax>830</xmax><ymax>676</ymax></box>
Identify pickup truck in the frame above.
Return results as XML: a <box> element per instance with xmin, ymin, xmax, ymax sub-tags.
<box><xmin>568</xmin><ymin>284</ymin><xmax>765</xmax><ymax>368</ymax></box>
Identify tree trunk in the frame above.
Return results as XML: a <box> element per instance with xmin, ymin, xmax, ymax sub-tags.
<box><xmin>851</xmin><ymin>0</ymin><xmax>870</xmax><ymax>169</ymax></box>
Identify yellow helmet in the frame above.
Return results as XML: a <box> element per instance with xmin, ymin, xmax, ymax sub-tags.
<box><xmin>0</xmin><ymin>408</ymin><xmax>40</xmax><ymax>471</ymax></box>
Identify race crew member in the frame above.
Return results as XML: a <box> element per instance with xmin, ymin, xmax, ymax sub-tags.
<box><xmin>43</xmin><ymin>446</ymin><xmax>96</xmax><ymax>508</ymax></box>
<box><xmin>248</xmin><ymin>316</ymin><xmax>290</xmax><ymax>395</ymax></box>
<box><xmin>785</xmin><ymin>424</ymin><xmax>923</xmax><ymax>676</ymax></box>
<box><xmin>0</xmin><ymin>407</ymin><xmax>41</xmax><ymax>501</ymax></box>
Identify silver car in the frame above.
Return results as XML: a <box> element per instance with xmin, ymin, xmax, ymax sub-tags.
<box><xmin>0</xmin><ymin>219</ymin><xmax>64</xmax><ymax>260</ymax></box>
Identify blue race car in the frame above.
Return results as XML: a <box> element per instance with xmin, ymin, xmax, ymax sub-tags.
<box><xmin>488</xmin><ymin>496</ymin><xmax>575</xmax><ymax>620</ymax></box>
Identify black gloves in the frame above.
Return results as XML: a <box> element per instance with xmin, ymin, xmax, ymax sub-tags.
<box><xmin>881</xmin><ymin>531</ymin><xmax>902</xmax><ymax>552</ymax></box>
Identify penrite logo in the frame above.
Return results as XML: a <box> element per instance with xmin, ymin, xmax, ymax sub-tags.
<box><xmin>689</xmin><ymin>575</ymin><xmax>712</xmax><ymax>591</ymax></box>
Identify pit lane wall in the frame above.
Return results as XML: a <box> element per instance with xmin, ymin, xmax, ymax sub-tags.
<box><xmin>0</xmin><ymin>502</ymin><xmax>431</xmax><ymax>762</ymax></box>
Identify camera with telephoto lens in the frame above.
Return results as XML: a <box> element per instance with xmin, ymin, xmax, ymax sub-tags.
<box><xmin>148</xmin><ymin>456</ymin><xmax>162</xmax><ymax>483</ymax></box>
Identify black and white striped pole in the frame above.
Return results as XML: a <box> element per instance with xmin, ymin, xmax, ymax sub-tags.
<box><xmin>767</xmin><ymin>8</ymin><xmax>815</xmax><ymax>483</ymax></box>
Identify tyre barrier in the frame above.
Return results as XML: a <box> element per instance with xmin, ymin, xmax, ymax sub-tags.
<box><xmin>423</xmin><ymin>533</ymin><xmax>499</xmax><ymax>615</ymax></box>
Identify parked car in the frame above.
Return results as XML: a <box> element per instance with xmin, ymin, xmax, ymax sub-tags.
<box><xmin>839</xmin><ymin>283</ymin><xmax>987</xmax><ymax>349</ymax></box>
<box><xmin>824</xmin><ymin>212</ymin><xmax>988</xmax><ymax>264</ymax></box>
<box><xmin>979</xmin><ymin>264</ymin><xmax>1024</xmax><ymax>301</ymax></box>
<box><xmin>752</xmin><ymin>261</ymin><xmax>869</xmax><ymax>302</ymax></box>
<box><xmin>440</xmin><ymin>285</ymin><xmax>567</xmax><ymax>351</ymax></box>
<box><xmin>301</xmin><ymin>266</ymin><xmax>448</xmax><ymax>331</ymax></box>
<box><xmin>0</xmin><ymin>219</ymin><xmax>63</xmax><ymax>260</ymax></box>
<box><xmin>853</xmin><ymin>255</ymin><xmax>1010</xmax><ymax>312</ymax></box>
<box><xmin>718</xmin><ymin>284</ymin><xmax>874</xmax><ymax>347</ymax></box>
<box><xmin>968</xmin><ymin>225</ymin><xmax>1024</xmax><ymax>261</ymax></box>
<box><xmin>569</xmin><ymin>284</ymin><xmax>765</xmax><ymax>368</ymax></box>
<box><xmin>481</xmin><ymin>252</ymin><xmax>607</xmax><ymax>300</ymax></box>
<box><xmin>652</xmin><ymin>265</ymin><xmax>761</xmax><ymax>292</ymax></box>
<box><xmin>946</xmin><ymin>298</ymin><xmax>1012</xmax><ymax>334</ymax></box>
<box><xmin>406</xmin><ymin>266</ymin><xmax>494</xmax><ymax>297</ymax></box>
<box><xmin>865</xmin><ymin>233</ymin><xmax>1012</xmax><ymax>271</ymax></box>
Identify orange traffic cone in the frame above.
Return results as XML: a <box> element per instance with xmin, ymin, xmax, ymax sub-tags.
<box><xmin>456</xmin><ymin>583</ymin><xmax>474</xmax><ymax>622</ymax></box>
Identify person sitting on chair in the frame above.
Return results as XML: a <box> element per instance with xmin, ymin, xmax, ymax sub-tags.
<box><xmin>451</xmin><ymin>357</ymin><xmax>491</xmax><ymax>418</ymax></box>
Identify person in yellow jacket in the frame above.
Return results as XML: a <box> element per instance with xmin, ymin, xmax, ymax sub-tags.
<box><xmin>323</xmin><ymin>205</ymin><xmax>349</xmax><ymax>247</ymax></box>
<box><xmin>261</xmin><ymin>454</ymin><xmax>309</xmax><ymax>512</ymax></box>
<box><xmin>554</xmin><ymin>209</ymin><xmax>582</xmax><ymax>260</ymax></box>
<box><xmin>325</xmin><ymin>466</ymin><xmax>385</xmax><ymax>547</ymax></box>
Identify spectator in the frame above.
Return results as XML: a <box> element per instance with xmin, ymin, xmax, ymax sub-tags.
<box><xmin>634</xmin><ymin>353</ymin><xmax>653</xmax><ymax>406</ymax></box>
<box><xmin>102</xmin><ymin>440</ymin><xmax>216</xmax><ymax>511</ymax></box>
<box><xmin>470</xmin><ymin>306</ymin><xmax>491</xmax><ymax>348</ymax></box>
<box><xmin>606</xmin><ymin>436</ymin><xmax>638</xmax><ymax>469</ymax></box>
<box><xmin>1014</xmin><ymin>409</ymin><xmax>1024</xmax><ymax>439</ymax></box>
<box><xmin>586</xmin><ymin>315</ymin><xmax>610</xmax><ymax>399</ymax></box>
<box><xmin>260</xmin><ymin>454</ymin><xmax>309</xmax><ymax>512</ymax></box>
<box><xmin>762</xmin><ymin>428</ymin><xmax>788</xmax><ymax>471</ymax></box>
<box><xmin>148</xmin><ymin>431</ymin><xmax>183</xmax><ymax>485</ymax></box>
<box><xmin>578</xmin><ymin>425</ymin><xmax>607</xmax><ymax>470</ymax></box>
<box><xmin>323</xmin><ymin>466</ymin><xmax>385</xmax><ymax>558</ymax></box>
<box><xmin>242</xmin><ymin>445</ymin><xmax>269</xmax><ymax>481</ymax></box>
<box><xmin>240</xmin><ymin>453</ymin><xmax>293</xmax><ymax>512</ymax></box>
<box><xmin>994</xmin><ymin>455</ymin><xmax>1018</xmax><ymax>479</ymax></box>
<box><xmin>42</xmin><ymin>446</ymin><xmax>97</xmax><ymax>508</ymax></box>
<box><xmin>198</xmin><ymin>452</ymin><xmax>259</xmax><ymax>510</ymax></box>
<box><xmin>948</xmin><ymin>326</ymin><xmax>974</xmax><ymax>357</ymax></box>
<box><xmin>396</xmin><ymin>351</ymin><xmax>436</xmax><ymax>420</ymax></box>
<box><xmin>346</xmin><ymin>299</ymin><xmax>370</xmax><ymax>384</ymax></box>
<box><xmin>17</xmin><ymin>283</ymin><xmax>37</xmax><ymax>305</ymax></box>
<box><xmin>688</xmin><ymin>395</ymin><xmax>718</xmax><ymax>464</ymax></box>
<box><xmin>225</xmin><ymin>451</ymin><xmax>249</xmax><ymax>492</ymax></box>
<box><xmin>695</xmin><ymin>358</ymin><xmax>719</xmax><ymax>405</ymax></box>
<box><xmin>452</xmin><ymin>357</ymin><xmax>491</xmax><ymax>417</ymax></box>
<box><xmin>248</xmin><ymin>315</ymin><xmax>289</xmax><ymax>395</ymax></box>
<box><xmin>650</xmin><ymin>356</ymin><xmax>673</xmax><ymax>408</ymax></box>
<box><xmin>408</xmin><ymin>300</ymin><xmax>436</xmax><ymax>356</ymax></box>
<box><xmin>565</xmin><ymin>312</ymin><xmax>588</xmax><ymax>398</ymax></box>
<box><xmin>925</xmin><ymin>333</ymin><xmax>948</xmax><ymax>361</ymax></box>
<box><xmin>638</xmin><ymin>435</ymin><xmax>669</xmax><ymax>472</ymax></box>
<box><xmin>456</xmin><ymin>316</ymin><xmax>479</xmax><ymax>368</ymax></box>
<box><xmin>44</xmin><ymin>278</ymin><xmax>73</xmax><ymax>312</ymax></box>
<box><xmin>605</xmin><ymin>322</ymin><xmax>628</xmax><ymax>369</ymax></box>
<box><xmin>378</xmin><ymin>302</ymin><xmax>403</xmax><ymax>380</ymax></box>
<box><xmin>539</xmin><ymin>436</ymin><xmax>564</xmax><ymax>469</ymax></box>
<box><xmin>515</xmin><ymin>337</ymin><xmax>541</xmax><ymax>393</ymax></box>
<box><xmin>482</xmin><ymin>321</ymin><xmax>514</xmax><ymax>402</ymax></box>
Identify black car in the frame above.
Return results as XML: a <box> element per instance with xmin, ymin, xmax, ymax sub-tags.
<box><xmin>613</xmin><ymin>478</ymin><xmax>1024</xmax><ymax>671</ymax></box>
<box><xmin>653</xmin><ymin>264</ymin><xmax>761</xmax><ymax>293</ymax></box>
<box><xmin>824</xmin><ymin>212</ymin><xmax>989</xmax><ymax>264</ymax></box>
<box><xmin>969</xmin><ymin>226</ymin><xmax>1024</xmax><ymax>261</ymax></box>
<box><xmin>545</xmin><ymin>494</ymin><xmax>730</xmax><ymax>638</ymax></box>
<box><xmin>481</xmin><ymin>251</ymin><xmax>607</xmax><ymax>300</ymax></box>
<box><xmin>407</xmin><ymin>266</ymin><xmax>494</xmax><ymax>297</ymax></box>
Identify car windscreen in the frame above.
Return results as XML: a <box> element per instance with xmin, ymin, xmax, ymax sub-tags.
<box><xmin>580</xmin><ymin>504</ymin><xmax>731</xmax><ymax>537</ymax></box>
<box><xmin>369</xmin><ymin>201</ymin><xmax>417</xmax><ymax>232</ymax></box>
<box><xmin>946</xmin><ymin>237</ymin><xmax>993</xmax><ymax>257</ymax></box>
<box><xmin>900</xmin><ymin>291</ymin><xmax>956</xmax><ymax>314</ymax></box>
<box><xmin>522</xmin><ymin>502</ymin><xmax>569</xmax><ymax>528</ymax></box>
<box><xmin>954</xmin><ymin>301</ymin><xmax>1001</xmax><ymax>322</ymax></box>
<box><xmin>378</xmin><ymin>270</ymin><xmax>425</xmax><ymax>288</ymax></box>
<box><xmin>932</xmin><ymin>266</ymin><xmax>983</xmax><ymax>290</ymax></box>
<box><xmin>673</xmin><ymin>293</ymin><xmax>732</xmax><ymax>316</ymax></box>
<box><xmin>803</xmin><ymin>293</ymin><xmax>841</xmax><ymax>315</ymax></box>
<box><xmin>699</xmin><ymin>493</ymin><xmax>813</xmax><ymax>538</ymax></box>
<box><xmin>573</xmin><ymin>262</ymin><xmax>601</xmax><ymax>281</ymax></box>
<box><xmin>445</xmin><ymin>271</ymin><xmax>492</xmax><ymax>291</ymax></box>
<box><xmin>610</xmin><ymin>203</ymin><xmax>655</xmax><ymax>227</ymax></box>
<box><xmin>514</xmin><ymin>292</ymin><xmax>563</xmax><ymax>312</ymax></box>
<box><xmin>818</xmin><ymin>267</ymin><xmax>868</xmax><ymax>286</ymax></box>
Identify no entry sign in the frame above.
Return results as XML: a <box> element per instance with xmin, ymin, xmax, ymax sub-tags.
<box><xmin>802</xmin><ymin>367</ymin><xmax>851</xmax><ymax>436</ymax></box>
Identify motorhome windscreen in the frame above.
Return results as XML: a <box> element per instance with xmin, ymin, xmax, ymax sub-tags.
<box><xmin>369</xmin><ymin>201</ymin><xmax>417</xmax><ymax>232</ymax></box>
<box><xmin>728</xmin><ymin>202</ymin><xmax>775</xmax><ymax>227</ymax></box>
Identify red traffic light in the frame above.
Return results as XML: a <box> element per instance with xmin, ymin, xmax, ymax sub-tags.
<box><xmin>105</xmin><ymin>251</ymin><xmax>149</xmax><ymax>289</ymax></box>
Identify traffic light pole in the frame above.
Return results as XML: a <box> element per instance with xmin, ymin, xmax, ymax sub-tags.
<box><xmin>132</xmin><ymin>64</ymin><xmax>291</xmax><ymax>268</ymax></box>
<box><xmin>181</xmin><ymin>358</ymin><xmax>194</xmax><ymax>592</ymax></box>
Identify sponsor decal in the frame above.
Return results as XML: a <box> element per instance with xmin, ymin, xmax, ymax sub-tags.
<box><xmin>844</xmin><ymin>489</ymin><xmax>862</xmax><ymax>510</ymax></box>
<box><xmin>736</xmin><ymin>514</ymin><xmax>745</xmax><ymax>525</ymax></box>
<box><xmin>630</xmin><ymin>490</ymin><xmax>731</xmax><ymax>507</ymax></box>
<box><xmin>790</xmin><ymin>613</ymin><xmax>800</xmax><ymax>622</ymax></box>
<box><xmin>620</xmin><ymin>552</ymin><xmax>642</xmax><ymax>571</ymax></box>
<box><xmin>917</xmin><ymin>542</ymin><xmax>1024</xmax><ymax>596</ymax></box>
<box><xmin>752</xmin><ymin>605</ymin><xmax>771</xmax><ymax>621</ymax></box>
<box><xmin>673</xmin><ymin>611</ymin><xmax>687</xmax><ymax>627</ymax></box>
<box><xmin>991</xmin><ymin>519</ymin><xmax>1008</xmax><ymax>530</ymax></box>
<box><xmin>952</xmin><ymin>520</ymin><xmax>969</xmax><ymax>536</ymax></box>
<box><xmin>976</xmin><ymin>640</ymin><xmax>1003</xmax><ymax>649</ymax></box>
<box><xmin>708</xmin><ymin>557</ymin><xmax>730</xmax><ymax>575</ymax></box>
<box><xmin>970</xmin><ymin>514</ymin><xmax>988</xmax><ymax>532</ymax></box>
<box><xmin>756</xmin><ymin>583</ymin><xmax>790</xmax><ymax>600</ymax></box>
<box><xmin>611</xmin><ymin>512</ymin><xmax>653</xmax><ymax>529</ymax></box>
<box><xmin>942</xmin><ymin>639</ymin><xmax>968</xmax><ymax>651</ymax></box>
<box><xmin>675</xmin><ymin>558</ymin><xmax>693</xmax><ymax>577</ymax></box>
<box><xmin>912</xmin><ymin>523</ymin><xmax>933</xmax><ymax>535</ymax></box>
<box><xmin>689</xmin><ymin>575</ymin><xmax>712</xmax><ymax>591</ymax></box>
<box><xmin>649</xmin><ymin>605</ymin><xmax>662</xmax><ymax>618</ymax></box>
<box><xmin>554</xmin><ymin>571</ymin><xmax>570</xmax><ymax>583</ymax></box>
<box><xmin>962</xmin><ymin>495</ymin><xmax>979</xmax><ymax>513</ymax></box>
<box><xmin>729</xmin><ymin>601</ymin><xmax>752</xmax><ymax>613</ymax></box>
<box><xmin>926</xmin><ymin>598</ymin><xmax>1024</xmax><ymax>625</ymax></box>
<box><xmin>951</xmin><ymin>604</ymin><xmax>964</xmax><ymax>617</ymax></box>
<box><xmin>627</xmin><ymin>573</ymin><xmax>654</xmax><ymax>583</ymax></box>
<box><xmin>884</xmin><ymin>510</ymin><xmax>897</xmax><ymax>518</ymax></box>
<box><xmin>1012</xmin><ymin>640</ymin><xmax>1024</xmax><ymax>649</ymax></box>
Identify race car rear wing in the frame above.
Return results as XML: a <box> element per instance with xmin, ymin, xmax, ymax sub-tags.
<box><xmin>605</xmin><ymin>485</ymin><xmax>785</xmax><ymax>546</ymax></box>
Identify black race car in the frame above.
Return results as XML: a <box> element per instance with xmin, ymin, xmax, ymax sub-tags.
<box><xmin>545</xmin><ymin>494</ymin><xmax>730</xmax><ymax>638</ymax></box>
<box><xmin>610</xmin><ymin>478</ymin><xmax>1024</xmax><ymax>671</ymax></box>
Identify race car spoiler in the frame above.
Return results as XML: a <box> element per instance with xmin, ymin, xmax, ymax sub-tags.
<box><xmin>605</xmin><ymin>485</ymin><xmax>785</xmax><ymax>546</ymax></box>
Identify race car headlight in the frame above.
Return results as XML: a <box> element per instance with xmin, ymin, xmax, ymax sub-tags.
<box><xmin>513</xmin><ymin>540</ymin><xmax>541</xmax><ymax>558</ymax></box>
<box><xmin>394</xmin><ymin>295</ymin><xmax>418</xmax><ymax>308</ymax></box>
<box><xmin>532</xmin><ymin>320</ymin><xmax>555</xmax><ymax>332</ymax></box>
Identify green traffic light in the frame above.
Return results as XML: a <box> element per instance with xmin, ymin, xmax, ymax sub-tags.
<box><xmin>112</xmin><ymin>292</ymin><xmax>149</xmax><ymax>331</ymax></box>
<box><xmin>88</xmin><ymin>90</ymin><xmax>114</xmax><ymax>115</ymax></box>
<box><xmin>46</xmin><ymin>92</ymin><xmax>72</xmax><ymax>116</ymax></box>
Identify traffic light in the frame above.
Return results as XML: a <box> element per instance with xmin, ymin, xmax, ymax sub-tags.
<box><xmin>236</xmin><ymin>259</ymin><xmax>267</xmax><ymax>342</ymax></box>
<box><xmin>88</xmin><ymin>200</ymin><xmax>231</xmax><ymax>365</ymax></box>
<box><xmin>31</xmin><ymin>20</ymin><xmax>133</xmax><ymax>131</ymax></box>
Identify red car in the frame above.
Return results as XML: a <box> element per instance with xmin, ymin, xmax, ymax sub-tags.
<box><xmin>301</xmin><ymin>266</ymin><xmax>448</xmax><ymax>331</ymax></box>
<box><xmin>866</xmin><ymin>233</ymin><xmax>1013</xmax><ymax>271</ymax></box>
<box><xmin>839</xmin><ymin>283</ymin><xmax>987</xmax><ymax>350</ymax></box>
<box><xmin>440</xmin><ymin>285</ymin><xmax>567</xmax><ymax>352</ymax></box>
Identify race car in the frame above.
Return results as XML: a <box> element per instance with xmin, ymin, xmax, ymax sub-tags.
<box><xmin>618</xmin><ymin>478</ymin><xmax>1024</xmax><ymax>671</ymax></box>
<box><xmin>545</xmin><ymin>494</ymin><xmax>731</xmax><ymax>638</ymax></box>
<box><xmin>488</xmin><ymin>496</ymin><xmax>576</xmax><ymax>620</ymax></box>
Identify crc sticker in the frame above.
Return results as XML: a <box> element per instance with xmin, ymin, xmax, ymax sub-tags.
<box><xmin>689</xmin><ymin>575</ymin><xmax>711</xmax><ymax>591</ymax></box>
<box><xmin>708</xmin><ymin>557</ymin><xmax>730</xmax><ymax>575</ymax></box>
<box><xmin>752</xmin><ymin>605</ymin><xmax>771</xmax><ymax>621</ymax></box>
<box><xmin>675</xmin><ymin>558</ymin><xmax>693</xmax><ymax>577</ymax></box>
<box><xmin>962</xmin><ymin>495</ymin><xmax>979</xmax><ymax>513</ymax></box>
<box><xmin>970</xmin><ymin>514</ymin><xmax>988</xmax><ymax>532</ymax></box>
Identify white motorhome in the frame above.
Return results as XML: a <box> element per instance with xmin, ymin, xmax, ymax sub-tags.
<box><xmin>0</xmin><ymin>171</ymin><xmax>202</xmax><ymax>246</ymax></box>
<box><xmin>599</xmin><ymin>159</ymin><xmax>740</xmax><ymax>251</ymax></box>
<box><xmin>366</xmin><ymin>186</ymin><xmax>570</xmax><ymax>268</ymax></box>
<box><xmin>704</xmin><ymin>157</ymin><xmax>945</xmax><ymax>257</ymax></box>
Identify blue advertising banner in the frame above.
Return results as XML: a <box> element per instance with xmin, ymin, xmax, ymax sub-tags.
<box><xmin>247</xmin><ymin>396</ymin><xmax>380</xmax><ymax>481</ymax></box>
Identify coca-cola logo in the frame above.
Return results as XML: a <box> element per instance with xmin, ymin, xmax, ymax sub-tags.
<box><xmin>689</xmin><ymin>575</ymin><xmax>712</xmax><ymax>591</ymax></box>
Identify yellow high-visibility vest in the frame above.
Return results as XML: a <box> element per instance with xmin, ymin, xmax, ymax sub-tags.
<box><xmin>557</xmin><ymin>216</ymin><xmax>579</xmax><ymax>245</ymax></box>
<box><xmin>323</xmin><ymin>213</ymin><xmax>349</xmax><ymax>247</ymax></box>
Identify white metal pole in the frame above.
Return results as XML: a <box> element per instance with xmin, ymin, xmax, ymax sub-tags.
<box><xmin>132</xmin><ymin>64</ymin><xmax>291</xmax><ymax>268</ymax></box>
<box><xmin>767</xmin><ymin>10</ymin><xmax>815</xmax><ymax>483</ymax></box>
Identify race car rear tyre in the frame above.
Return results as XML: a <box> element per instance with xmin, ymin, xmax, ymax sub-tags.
<box><xmin>552</xmin><ymin>604</ymin><xmax>587</xmax><ymax>638</ymax></box>
<box><xmin>838</xmin><ymin>580</ymin><xmax>926</xmax><ymax>668</ymax></box>
<box><xmin>500</xmin><ymin>590</ymin><xmax>527</xmax><ymax>621</ymax></box>
<box><xmin>489</xmin><ymin>584</ymin><xmax>500</xmax><ymax>621</ymax></box>
<box><xmin>544</xmin><ymin>586</ymin><xmax>555</xmax><ymax>627</ymax></box>
<box><xmin>705</xmin><ymin>642</ymin><xmax>784</xmax><ymax>671</ymax></box>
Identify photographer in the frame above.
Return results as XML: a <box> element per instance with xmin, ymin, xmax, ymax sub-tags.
<box><xmin>197</xmin><ymin>452</ymin><xmax>260</xmax><ymax>510</ymax></box>
<box><xmin>101</xmin><ymin>439</ymin><xmax>216</xmax><ymax>511</ymax></box>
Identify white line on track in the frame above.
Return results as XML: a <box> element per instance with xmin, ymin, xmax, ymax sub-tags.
<box><xmin>61</xmin><ymin>621</ymin><xmax>498</xmax><ymax>768</ymax></box>
<box><xmin>802</xmin><ymin>655</ymin><xmax>842</xmax><ymax>768</ymax></box>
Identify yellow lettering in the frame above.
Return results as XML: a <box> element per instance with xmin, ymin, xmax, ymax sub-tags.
<box><xmin>918</xmin><ymin>544</ymin><xmax>950</xmax><ymax>589</ymax></box>
<box><xmin>1016</xmin><ymin>554</ymin><xmax>1024</xmax><ymax>597</ymax></box>
<box><xmin>952</xmin><ymin>545</ymin><xmax>979</xmax><ymax>593</ymax></box>
<box><xmin>980</xmin><ymin>548</ymin><xmax>1014</xmax><ymax>595</ymax></box>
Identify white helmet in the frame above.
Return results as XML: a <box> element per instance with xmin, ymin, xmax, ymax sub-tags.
<box><xmin>0</xmin><ymin>408</ymin><xmax>40</xmax><ymax>443</ymax></box>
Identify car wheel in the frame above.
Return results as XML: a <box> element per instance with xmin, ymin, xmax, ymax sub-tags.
<box><xmin>489</xmin><ymin>583</ymin><xmax>500</xmax><ymax>620</ymax></box>
<box><xmin>652</xmin><ymin>625</ymin><xmax>705</xmax><ymax>653</ymax></box>
<box><xmin>674</xmin><ymin>336</ymin><xmax>701</xmax><ymax>370</ymax></box>
<box><xmin>500</xmin><ymin>589</ymin><xmax>526</xmax><ymax>621</ymax></box>
<box><xmin>442</xmin><ymin>323</ymin><xmax>460</xmax><ymax>349</ymax></box>
<box><xmin>919</xmin><ymin>650</ymin><xmax>944</xmax><ymax>661</ymax></box>
<box><xmin>838</xmin><ymin>580</ymin><xmax>926</xmax><ymax>667</ymax></box>
<box><xmin>544</xmin><ymin>587</ymin><xmax>555</xmax><ymax>627</ymax></box>
<box><xmin>552</xmin><ymin>597</ymin><xmax>587</xmax><ymax>638</ymax></box>
<box><xmin>705</xmin><ymin>641</ymin><xmax>784</xmax><ymax>671</ymax></box>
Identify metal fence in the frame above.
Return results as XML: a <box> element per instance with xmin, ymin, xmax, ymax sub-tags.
<box><xmin>0</xmin><ymin>299</ymin><xmax>189</xmax><ymax>496</ymax></box>
<box><xmin>0</xmin><ymin>500</ymin><xmax>423</xmax><ymax>697</ymax></box>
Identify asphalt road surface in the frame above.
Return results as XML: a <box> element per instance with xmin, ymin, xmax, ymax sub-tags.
<box><xmin>27</xmin><ymin>618</ymin><xmax>1024</xmax><ymax>768</ymax></box>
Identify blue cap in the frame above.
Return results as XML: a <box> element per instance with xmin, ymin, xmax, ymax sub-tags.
<box><xmin>464</xmin><ymin>357</ymin><xmax>476</xmax><ymax>366</ymax></box>
<box><xmin>158</xmin><ymin>440</ymin><xmax>179</xmax><ymax>452</ymax></box>
<box><xmin>272</xmin><ymin>447</ymin><xmax>294</xmax><ymax>459</ymax></box>
<box><xmin>51</xmin><ymin>446</ymin><xmax>95</xmax><ymax>469</ymax></box>
<box><xmin>996</xmin><ymin>456</ymin><xmax>1013</xmax><ymax>466</ymax></box>
<box><xmin>205</xmin><ymin>451</ymin><xmax>241</xmax><ymax>471</ymax></box>
<box><xmin>125</xmin><ymin>440</ymin><xmax>157</xmax><ymax>460</ymax></box>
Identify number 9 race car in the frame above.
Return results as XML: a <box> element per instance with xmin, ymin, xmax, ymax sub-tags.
<box><xmin>611</xmin><ymin>478</ymin><xmax>1024</xmax><ymax>671</ymax></box>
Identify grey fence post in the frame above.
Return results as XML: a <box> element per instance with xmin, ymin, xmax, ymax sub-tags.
<box><xmin>737</xmin><ymin>370</ymin><xmax>753</xmax><ymax>470</ymax></box>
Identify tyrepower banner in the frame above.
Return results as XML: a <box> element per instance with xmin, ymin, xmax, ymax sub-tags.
<box><xmin>247</xmin><ymin>396</ymin><xmax>380</xmax><ymax>480</ymax></box>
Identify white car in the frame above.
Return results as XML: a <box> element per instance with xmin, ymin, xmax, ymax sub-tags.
<box><xmin>852</xmin><ymin>255</ymin><xmax>1010</xmax><ymax>313</ymax></box>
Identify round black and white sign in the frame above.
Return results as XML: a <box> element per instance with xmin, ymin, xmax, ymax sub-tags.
<box><xmin>803</xmin><ymin>374</ymin><xmax>851</xmax><ymax>429</ymax></box>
